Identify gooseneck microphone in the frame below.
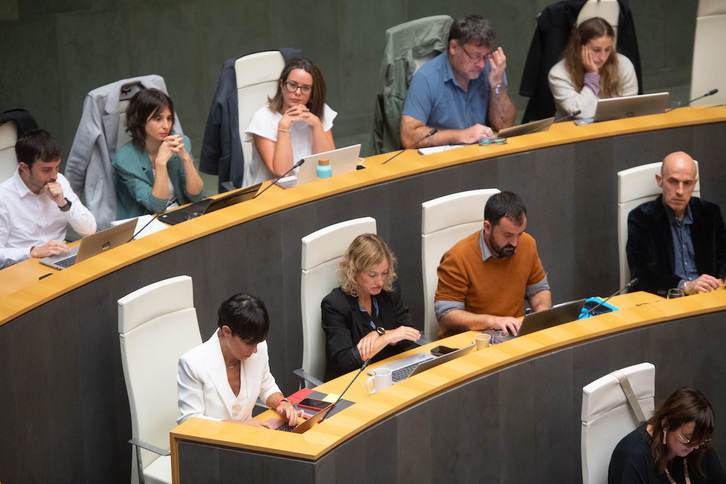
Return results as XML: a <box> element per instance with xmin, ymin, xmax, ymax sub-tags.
<box><xmin>381</xmin><ymin>128</ymin><xmax>438</xmax><ymax>165</ymax></box>
<box><xmin>252</xmin><ymin>158</ymin><xmax>306</xmax><ymax>199</ymax></box>
<box><xmin>581</xmin><ymin>278</ymin><xmax>639</xmax><ymax>318</ymax></box>
<box><xmin>319</xmin><ymin>358</ymin><xmax>371</xmax><ymax>423</ymax></box>
<box><xmin>666</xmin><ymin>89</ymin><xmax>719</xmax><ymax>112</ymax></box>
<box><xmin>129</xmin><ymin>196</ymin><xmax>178</xmax><ymax>242</ymax></box>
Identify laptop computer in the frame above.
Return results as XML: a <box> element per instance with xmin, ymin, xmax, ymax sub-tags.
<box><xmin>497</xmin><ymin>117</ymin><xmax>555</xmax><ymax>138</ymax></box>
<box><xmin>488</xmin><ymin>299</ymin><xmax>587</xmax><ymax>342</ymax></box>
<box><xmin>368</xmin><ymin>343</ymin><xmax>476</xmax><ymax>383</ymax></box>
<box><xmin>294</xmin><ymin>144</ymin><xmax>362</xmax><ymax>186</ymax></box>
<box><xmin>590</xmin><ymin>92</ymin><xmax>670</xmax><ymax>123</ymax></box>
<box><xmin>159</xmin><ymin>183</ymin><xmax>262</xmax><ymax>226</ymax></box>
<box><xmin>40</xmin><ymin>219</ymin><xmax>137</xmax><ymax>270</ymax></box>
<box><xmin>268</xmin><ymin>405</ymin><xmax>332</xmax><ymax>434</ymax></box>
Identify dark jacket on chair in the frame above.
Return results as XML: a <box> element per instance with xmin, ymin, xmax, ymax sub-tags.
<box><xmin>626</xmin><ymin>195</ymin><xmax>726</xmax><ymax>297</ymax></box>
<box><xmin>519</xmin><ymin>0</ymin><xmax>643</xmax><ymax>123</ymax></box>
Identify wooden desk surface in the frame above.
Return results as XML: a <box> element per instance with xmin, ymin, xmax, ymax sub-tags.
<box><xmin>2</xmin><ymin>106</ymin><xmax>725</xmax><ymax>327</ymax></box>
<box><xmin>170</xmin><ymin>289</ymin><xmax>724</xmax><ymax>478</ymax></box>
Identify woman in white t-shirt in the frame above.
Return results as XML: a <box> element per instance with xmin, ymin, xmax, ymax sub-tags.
<box><xmin>243</xmin><ymin>58</ymin><xmax>336</xmax><ymax>187</ymax></box>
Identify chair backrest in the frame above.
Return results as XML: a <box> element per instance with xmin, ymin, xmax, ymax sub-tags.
<box><xmin>118</xmin><ymin>275</ymin><xmax>202</xmax><ymax>470</ymax></box>
<box><xmin>0</xmin><ymin>121</ymin><xmax>18</xmax><ymax>182</ymax></box>
<box><xmin>617</xmin><ymin>161</ymin><xmax>700</xmax><ymax>287</ymax></box>
<box><xmin>301</xmin><ymin>217</ymin><xmax>377</xmax><ymax>384</ymax></box>
<box><xmin>581</xmin><ymin>362</ymin><xmax>656</xmax><ymax>484</ymax></box>
<box><xmin>421</xmin><ymin>189</ymin><xmax>500</xmax><ymax>340</ymax></box>
<box><xmin>690</xmin><ymin>0</ymin><xmax>726</xmax><ymax>105</ymax></box>
<box><xmin>576</xmin><ymin>0</ymin><xmax>621</xmax><ymax>47</ymax></box>
<box><xmin>235</xmin><ymin>51</ymin><xmax>286</xmax><ymax>167</ymax></box>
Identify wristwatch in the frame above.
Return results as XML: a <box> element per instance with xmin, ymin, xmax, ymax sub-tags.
<box><xmin>492</xmin><ymin>83</ymin><xmax>507</xmax><ymax>94</ymax></box>
<box><xmin>59</xmin><ymin>198</ymin><xmax>72</xmax><ymax>212</ymax></box>
<box><xmin>679</xmin><ymin>280</ymin><xmax>689</xmax><ymax>294</ymax></box>
<box><xmin>375</xmin><ymin>327</ymin><xmax>386</xmax><ymax>336</ymax></box>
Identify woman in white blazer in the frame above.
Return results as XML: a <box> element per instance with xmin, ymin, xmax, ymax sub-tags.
<box><xmin>177</xmin><ymin>294</ymin><xmax>302</xmax><ymax>428</ymax></box>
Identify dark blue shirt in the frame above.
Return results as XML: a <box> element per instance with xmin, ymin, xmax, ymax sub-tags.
<box><xmin>665</xmin><ymin>201</ymin><xmax>699</xmax><ymax>284</ymax></box>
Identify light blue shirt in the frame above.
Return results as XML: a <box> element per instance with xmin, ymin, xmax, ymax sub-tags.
<box><xmin>402</xmin><ymin>51</ymin><xmax>506</xmax><ymax>130</ymax></box>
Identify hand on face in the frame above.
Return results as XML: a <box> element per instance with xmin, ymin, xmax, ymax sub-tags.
<box><xmin>155</xmin><ymin>140</ymin><xmax>174</xmax><ymax>166</ymax></box>
<box><xmin>581</xmin><ymin>45</ymin><xmax>599</xmax><ymax>74</ymax></box>
<box><xmin>487</xmin><ymin>47</ymin><xmax>507</xmax><ymax>87</ymax></box>
<box><xmin>43</xmin><ymin>182</ymin><xmax>66</xmax><ymax>206</ymax></box>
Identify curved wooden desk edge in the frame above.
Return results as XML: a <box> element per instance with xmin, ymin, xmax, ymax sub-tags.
<box><xmin>2</xmin><ymin>106</ymin><xmax>725</xmax><ymax>327</ymax></box>
<box><xmin>169</xmin><ymin>290</ymin><xmax>726</xmax><ymax>469</ymax></box>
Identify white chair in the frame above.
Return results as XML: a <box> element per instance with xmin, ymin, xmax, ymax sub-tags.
<box><xmin>617</xmin><ymin>161</ymin><xmax>700</xmax><ymax>287</ymax></box>
<box><xmin>118</xmin><ymin>276</ymin><xmax>202</xmax><ymax>484</ymax></box>
<box><xmin>296</xmin><ymin>217</ymin><xmax>377</xmax><ymax>386</ymax></box>
<box><xmin>576</xmin><ymin>0</ymin><xmax>621</xmax><ymax>47</ymax></box>
<box><xmin>235</xmin><ymin>51</ymin><xmax>286</xmax><ymax>171</ymax></box>
<box><xmin>690</xmin><ymin>0</ymin><xmax>726</xmax><ymax>106</ymax></box>
<box><xmin>0</xmin><ymin>121</ymin><xmax>18</xmax><ymax>182</ymax></box>
<box><xmin>581</xmin><ymin>362</ymin><xmax>656</xmax><ymax>484</ymax></box>
<box><xmin>421</xmin><ymin>189</ymin><xmax>500</xmax><ymax>340</ymax></box>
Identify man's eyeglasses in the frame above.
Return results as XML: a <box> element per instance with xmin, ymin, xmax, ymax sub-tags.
<box><xmin>461</xmin><ymin>46</ymin><xmax>492</xmax><ymax>64</ymax></box>
<box><xmin>283</xmin><ymin>81</ymin><xmax>312</xmax><ymax>95</ymax></box>
<box><xmin>675</xmin><ymin>430</ymin><xmax>711</xmax><ymax>447</ymax></box>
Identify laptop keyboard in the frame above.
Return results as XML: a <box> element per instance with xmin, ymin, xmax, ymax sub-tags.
<box><xmin>276</xmin><ymin>422</ymin><xmax>295</xmax><ymax>432</ymax></box>
<box><xmin>54</xmin><ymin>255</ymin><xmax>77</xmax><ymax>269</ymax></box>
<box><xmin>392</xmin><ymin>363</ymin><xmax>420</xmax><ymax>383</ymax></box>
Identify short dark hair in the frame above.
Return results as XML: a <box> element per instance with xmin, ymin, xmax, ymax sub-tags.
<box><xmin>217</xmin><ymin>294</ymin><xmax>270</xmax><ymax>344</ymax></box>
<box><xmin>268</xmin><ymin>57</ymin><xmax>327</xmax><ymax>119</ymax></box>
<box><xmin>484</xmin><ymin>191</ymin><xmax>527</xmax><ymax>226</ymax></box>
<box><xmin>15</xmin><ymin>129</ymin><xmax>61</xmax><ymax>168</ymax></box>
<box><xmin>449</xmin><ymin>15</ymin><xmax>496</xmax><ymax>49</ymax></box>
<box><xmin>125</xmin><ymin>88</ymin><xmax>175</xmax><ymax>151</ymax></box>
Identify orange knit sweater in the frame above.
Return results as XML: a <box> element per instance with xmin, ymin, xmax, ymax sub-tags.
<box><xmin>435</xmin><ymin>230</ymin><xmax>546</xmax><ymax>338</ymax></box>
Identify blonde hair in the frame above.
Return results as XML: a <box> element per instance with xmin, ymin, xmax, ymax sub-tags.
<box><xmin>563</xmin><ymin>17</ymin><xmax>623</xmax><ymax>98</ymax></box>
<box><xmin>337</xmin><ymin>234</ymin><xmax>397</xmax><ymax>296</ymax></box>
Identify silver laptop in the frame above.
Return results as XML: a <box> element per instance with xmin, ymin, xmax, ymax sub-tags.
<box><xmin>40</xmin><ymin>219</ymin><xmax>137</xmax><ymax>270</ymax></box>
<box><xmin>294</xmin><ymin>144</ymin><xmax>362</xmax><ymax>185</ymax></box>
<box><xmin>497</xmin><ymin>117</ymin><xmax>554</xmax><ymax>138</ymax></box>
<box><xmin>368</xmin><ymin>343</ymin><xmax>476</xmax><ymax>383</ymax></box>
<box><xmin>592</xmin><ymin>92</ymin><xmax>670</xmax><ymax>123</ymax></box>
<box><xmin>488</xmin><ymin>299</ymin><xmax>587</xmax><ymax>342</ymax></box>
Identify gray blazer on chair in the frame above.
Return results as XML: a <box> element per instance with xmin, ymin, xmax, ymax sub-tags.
<box><xmin>65</xmin><ymin>75</ymin><xmax>182</xmax><ymax>229</ymax></box>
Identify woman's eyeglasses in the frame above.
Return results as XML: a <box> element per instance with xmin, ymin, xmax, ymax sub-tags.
<box><xmin>675</xmin><ymin>430</ymin><xmax>711</xmax><ymax>447</ymax></box>
<box><xmin>283</xmin><ymin>81</ymin><xmax>312</xmax><ymax>95</ymax></box>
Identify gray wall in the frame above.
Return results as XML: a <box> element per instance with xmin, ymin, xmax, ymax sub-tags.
<box><xmin>0</xmin><ymin>0</ymin><xmax>698</xmax><ymax>165</ymax></box>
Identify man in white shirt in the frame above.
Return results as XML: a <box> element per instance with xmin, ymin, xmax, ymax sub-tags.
<box><xmin>0</xmin><ymin>129</ymin><xmax>96</xmax><ymax>269</ymax></box>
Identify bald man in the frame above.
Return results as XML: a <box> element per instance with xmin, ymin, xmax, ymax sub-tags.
<box><xmin>626</xmin><ymin>152</ymin><xmax>726</xmax><ymax>296</ymax></box>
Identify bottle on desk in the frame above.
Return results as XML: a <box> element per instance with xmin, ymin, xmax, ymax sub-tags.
<box><xmin>316</xmin><ymin>157</ymin><xmax>332</xmax><ymax>179</ymax></box>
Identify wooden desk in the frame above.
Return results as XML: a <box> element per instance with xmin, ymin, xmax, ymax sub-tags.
<box><xmin>170</xmin><ymin>290</ymin><xmax>726</xmax><ymax>483</ymax></box>
<box><xmin>2</xmin><ymin>107</ymin><xmax>726</xmax><ymax>483</ymax></box>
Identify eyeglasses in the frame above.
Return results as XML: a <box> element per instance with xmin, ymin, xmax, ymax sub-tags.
<box><xmin>283</xmin><ymin>81</ymin><xmax>312</xmax><ymax>94</ymax></box>
<box><xmin>675</xmin><ymin>430</ymin><xmax>711</xmax><ymax>447</ymax></box>
<box><xmin>460</xmin><ymin>46</ymin><xmax>492</xmax><ymax>64</ymax></box>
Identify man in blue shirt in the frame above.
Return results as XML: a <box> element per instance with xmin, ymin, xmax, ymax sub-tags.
<box><xmin>626</xmin><ymin>151</ymin><xmax>726</xmax><ymax>296</ymax></box>
<box><xmin>400</xmin><ymin>15</ymin><xmax>516</xmax><ymax>149</ymax></box>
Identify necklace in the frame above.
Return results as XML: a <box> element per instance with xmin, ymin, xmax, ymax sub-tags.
<box><xmin>664</xmin><ymin>458</ymin><xmax>691</xmax><ymax>484</ymax></box>
<box><xmin>226</xmin><ymin>360</ymin><xmax>238</xmax><ymax>370</ymax></box>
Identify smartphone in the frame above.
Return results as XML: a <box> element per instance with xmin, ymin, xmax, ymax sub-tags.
<box><xmin>430</xmin><ymin>345</ymin><xmax>457</xmax><ymax>357</ymax></box>
<box><xmin>297</xmin><ymin>398</ymin><xmax>332</xmax><ymax>411</ymax></box>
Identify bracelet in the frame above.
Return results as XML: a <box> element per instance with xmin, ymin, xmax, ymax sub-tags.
<box><xmin>279</xmin><ymin>397</ymin><xmax>292</xmax><ymax>406</ymax></box>
<box><xmin>278</xmin><ymin>128</ymin><xmax>290</xmax><ymax>132</ymax></box>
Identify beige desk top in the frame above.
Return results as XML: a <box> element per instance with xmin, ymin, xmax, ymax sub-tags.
<box><xmin>169</xmin><ymin>289</ymin><xmax>726</xmax><ymax>480</ymax></box>
<box><xmin>2</xmin><ymin>106</ymin><xmax>725</xmax><ymax>328</ymax></box>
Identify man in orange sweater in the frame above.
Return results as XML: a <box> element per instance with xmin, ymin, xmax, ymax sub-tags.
<box><xmin>434</xmin><ymin>191</ymin><xmax>551</xmax><ymax>339</ymax></box>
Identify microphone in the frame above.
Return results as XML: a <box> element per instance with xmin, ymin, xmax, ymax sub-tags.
<box><xmin>128</xmin><ymin>196</ymin><xmax>178</xmax><ymax>242</ymax></box>
<box><xmin>319</xmin><ymin>358</ymin><xmax>371</xmax><ymax>423</ymax></box>
<box><xmin>666</xmin><ymin>89</ymin><xmax>719</xmax><ymax>112</ymax></box>
<box><xmin>252</xmin><ymin>159</ymin><xmax>306</xmax><ymax>199</ymax></box>
<box><xmin>382</xmin><ymin>129</ymin><xmax>438</xmax><ymax>165</ymax></box>
<box><xmin>581</xmin><ymin>278</ymin><xmax>639</xmax><ymax>318</ymax></box>
<box><xmin>516</xmin><ymin>110</ymin><xmax>581</xmax><ymax>137</ymax></box>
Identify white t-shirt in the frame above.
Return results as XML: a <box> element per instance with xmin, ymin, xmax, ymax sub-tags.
<box><xmin>243</xmin><ymin>103</ymin><xmax>337</xmax><ymax>187</ymax></box>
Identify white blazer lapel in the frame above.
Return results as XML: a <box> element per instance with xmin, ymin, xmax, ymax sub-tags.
<box><xmin>205</xmin><ymin>335</ymin><xmax>238</xmax><ymax>420</ymax></box>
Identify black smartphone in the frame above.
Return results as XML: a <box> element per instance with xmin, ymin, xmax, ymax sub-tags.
<box><xmin>430</xmin><ymin>345</ymin><xmax>457</xmax><ymax>357</ymax></box>
<box><xmin>297</xmin><ymin>398</ymin><xmax>332</xmax><ymax>411</ymax></box>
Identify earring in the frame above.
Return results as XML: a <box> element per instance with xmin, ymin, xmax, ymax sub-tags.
<box><xmin>663</xmin><ymin>429</ymin><xmax>667</xmax><ymax>445</ymax></box>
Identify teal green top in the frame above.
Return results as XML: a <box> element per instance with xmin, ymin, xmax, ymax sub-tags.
<box><xmin>112</xmin><ymin>135</ymin><xmax>204</xmax><ymax>220</ymax></box>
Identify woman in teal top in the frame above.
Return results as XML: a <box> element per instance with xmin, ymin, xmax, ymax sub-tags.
<box><xmin>112</xmin><ymin>88</ymin><xmax>204</xmax><ymax>219</ymax></box>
